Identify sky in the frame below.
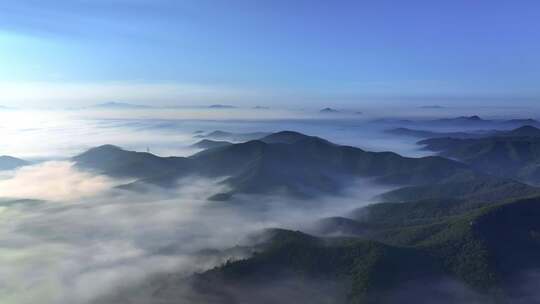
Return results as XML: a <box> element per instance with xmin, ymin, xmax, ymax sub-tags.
<box><xmin>0</xmin><ymin>0</ymin><xmax>539</xmax><ymax>108</ymax></box>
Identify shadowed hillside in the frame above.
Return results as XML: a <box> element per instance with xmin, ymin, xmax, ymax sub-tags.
<box><xmin>73</xmin><ymin>131</ymin><xmax>477</xmax><ymax>199</ymax></box>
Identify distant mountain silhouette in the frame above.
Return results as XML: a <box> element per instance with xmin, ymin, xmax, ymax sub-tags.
<box><xmin>375</xmin><ymin>116</ymin><xmax>540</xmax><ymax>129</ymax></box>
<box><xmin>191</xmin><ymin>139</ymin><xmax>232</xmax><ymax>150</ymax></box>
<box><xmin>419</xmin><ymin>126</ymin><xmax>540</xmax><ymax>184</ymax></box>
<box><xmin>423</xmin><ymin>115</ymin><xmax>491</xmax><ymax>127</ymax></box>
<box><xmin>259</xmin><ymin>130</ymin><xmax>330</xmax><ymax>144</ymax></box>
<box><xmin>320</xmin><ymin>107</ymin><xmax>339</xmax><ymax>113</ymax></box>
<box><xmin>208</xmin><ymin>104</ymin><xmax>237</xmax><ymax>109</ymax></box>
<box><xmin>194</xmin><ymin>130</ymin><xmax>271</xmax><ymax>142</ymax></box>
<box><xmin>0</xmin><ymin>156</ymin><xmax>29</xmax><ymax>171</ymax></box>
<box><xmin>388</xmin><ymin>125</ymin><xmax>540</xmax><ymax>140</ymax></box>
<box><xmin>385</xmin><ymin>127</ymin><xmax>490</xmax><ymax>139</ymax></box>
<box><xmin>503</xmin><ymin>118</ymin><xmax>540</xmax><ymax>127</ymax></box>
<box><xmin>378</xmin><ymin>175</ymin><xmax>540</xmax><ymax>204</ymax></box>
<box><xmin>499</xmin><ymin>125</ymin><xmax>540</xmax><ymax>137</ymax></box>
<box><xmin>89</xmin><ymin>102</ymin><xmax>152</xmax><ymax>109</ymax></box>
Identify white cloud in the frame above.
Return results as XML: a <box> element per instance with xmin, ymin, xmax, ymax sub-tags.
<box><xmin>0</xmin><ymin>161</ymin><xmax>116</xmax><ymax>201</ymax></box>
<box><xmin>0</xmin><ymin>175</ymin><xmax>389</xmax><ymax>304</ymax></box>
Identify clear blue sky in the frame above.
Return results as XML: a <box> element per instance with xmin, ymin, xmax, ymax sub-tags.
<box><xmin>0</xmin><ymin>0</ymin><xmax>539</xmax><ymax>107</ymax></box>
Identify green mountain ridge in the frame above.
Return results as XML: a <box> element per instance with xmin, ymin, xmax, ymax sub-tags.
<box><xmin>79</xmin><ymin>130</ymin><xmax>540</xmax><ymax>303</ymax></box>
<box><xmin>191</xmin><ymin>139</ymin><xmax>233</xmax><ymax>150</ymax></box>
<box><xmin>73</xmin><ymin>131</ymin><xmax>477</xmax><ymax>200</ymax></box>
<box><xmin>0</xmin><ymin>155</ymin><xmax>29</xmax><ymax>171</ymax></box>
<box><xmin>418</xmin><ymin>127</ymin><xmax>540</xmax><ymax>184</ymax></box>
<box><xmin>171</xmin><ymin>196</ymin><xmax>540</xmax><ymax>304</ymax></box>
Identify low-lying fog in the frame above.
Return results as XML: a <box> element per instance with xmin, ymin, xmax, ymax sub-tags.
<box><xmin>1</xmin><ymin>105</ymin><xmax>539</xmax><ymax>303</ymax></box>
<box><xmin>2</xmin><ymin>105</ymin><xmax>537</xmax><ymax>160</ymax></box>
<box><xmin>0</xmin><ymin>162</ymin><xmax>389</xmax><ymax>303</ymax></box>
<box><xmin>0</xmin><ymin>107</ymin><xmax>425</xmax><ymax>159</ymax></box>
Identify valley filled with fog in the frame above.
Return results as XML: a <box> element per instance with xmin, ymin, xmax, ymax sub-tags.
<box><xmin>2</xmin><ymin>1</ymin><xmax>539</xmax><ymax>302</ymax></box>
<box><xmin>2</xmin><ymin>106</ymin><xmax>540</xmax><ymax>303</ymax></box>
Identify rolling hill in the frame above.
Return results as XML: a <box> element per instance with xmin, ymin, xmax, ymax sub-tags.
<box><xmin>191</xmin><ymin>139</ymin><xmax>233</xmax><ymax>150</ymax></box>
<box><xmin>194</xmin><ymin>130</ymin><xmax>271</xmax><ymax>142</ymax></box>
<box><xmin>375</xmin><ymin>116</ymin><xmax>540</xmax><ymax>130</ymax></box>
<box><xmin>0</xmin><ymin>155</ymin><xmax>29</xmax><ymax>171</ymax></box>
<box><xmin>79</xmin><ymin>130</ymin><xmax>540</xmax><ymax>303</ymax></box>
<box><xmin>385</xmin><ymin>127</ymin><xmax>487</xmax><ymax>139</ymax></box>
<box><xmin>200</xmin><ymin>196</ymin><xmax>540</xmax><ymax>303</ymax></box>
<box><xmin>418</xmin><ymin>126</ymin><xmax>540</xmax><ymax>184</ymax></box>
<box><xmin>105</xmin><ymin>195</ymin><xmax>540</xmax><ymax>303</ymax></box>
<box><xmin>73</xmin><ymin>131</ymin><xmax>477</xmax><ymax>199</ymax></box>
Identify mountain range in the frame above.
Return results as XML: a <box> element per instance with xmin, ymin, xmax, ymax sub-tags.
<box><xmin>320</xmin><ymin>107</ymin><xmax>339</xmax><ymax>113</ymax></box>
<box><xmin>66</xmin><ymin>129</ymin><xmax>540</xmax><ymax>303</ymax></box>
<box><xmin>208</xmin><ymin>104</ymin><xmax>237</xmax><ymax>109</ymax></box>
<box><xmin>0</xmin><ymin>155</ymin><xmax>29</xmax><ymax>171</ymax></box>
<box><xmin>418</xmin><ymin>126</ymin><xmax>540</xmax><ymax>184</ymax></box>
<box><xmin>74</xmin><ymin>131</ymin><xmax>479</xmax><ymax>200</ymax></box>
<box><xmin>88</xmin><ymin>102</ymin><xmax>153</xmax><ymax>109</ymax></box>
<box><xmin>387</xmin><ymin>125</ymin><xmax>540</xmax><ymax>140</ymax></box>
<box><xmin>375</xmin><ymin>116</ymin><xmax>540</xmax><ymax>129</ymax></box>
<box><xmin>194</xmin><ymin>130</ymin><xmax>271</xmax><ymax>142</ymax></box>
<box><xmin>191</xmin><ymin>139</ymin><xmax>233</xmax><ymax>150</ymax></box>
<box><xmin>100</xmin><ymin>194</ymin><xmax>540</xmax><ymax>303</ymax></box>
<box><xmin>385</xmin><ymin>127</ymin><xmax>491</xmax><ymax>139</ymax></box>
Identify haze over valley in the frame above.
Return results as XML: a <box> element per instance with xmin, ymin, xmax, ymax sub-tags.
<box><xmin>2</xmin><ymin>1</ymin><xmax>540</xmax><ymax>303</ymax></box>
<box><xmin>1</xmin><ymin>106</ymin><xmax>540</xmax><ymax>303</ymax></box>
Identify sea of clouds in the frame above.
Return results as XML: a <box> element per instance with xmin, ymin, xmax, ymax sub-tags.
<box><xmin>1</xmin><ymin>106</ymin><xmax>538</xmax><ymax>303</ymax></box>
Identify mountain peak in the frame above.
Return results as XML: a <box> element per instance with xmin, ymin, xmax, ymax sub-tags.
<box><xmin>461</xmin><ymin>115</ymin><xmax>482</xmax><ymax>120</ymax></box>
<box><xmin>505</xmin><ymin>118</ymin><xmax>539</xmax><ymax>124</ymax></box>
<box><xmin>89</xmin><ymin>144</ymin><xmax>124</xmax><ymax>152</ymax></box>
<box><xmin>261</xmin><ymin>131</ymin><xmax>312</xmax><ymax>144</ymax></box>
<box><xmin>507</xmin><ymin>125</ymin><xmax>540</xmax><ymax>137</ymax></box>
<box><xmin>0</xmin><ymin>155</ymin><xmax>29</xmax><ymax>170</ymax></box>
<box><xmin>514</xmin><ymin>125</ymin><xmax>539</xmax><ymax>131</ymax></box>
<box><xmin>208</xmin><ymin>104</ymin><xmax>236</xmax><ymax>109</ymax></box>
<box><xmin>73</xmin><ymin>144</ymin><xmax>126</xmax><ymax>160</ymax></box>
<box><xmin>191</xmin><ymin>139</ymin><xmax>232</xmax><ymax>149</ymax></box>
<box><xmin>91</xmin><ymin>102</ymin><xmax>151</xmax><ymax>109</ymax></box>
<box><xmin>320</xmin><ymin>107</ymin><xmax>339</xmax><ymax>113</ymax></box>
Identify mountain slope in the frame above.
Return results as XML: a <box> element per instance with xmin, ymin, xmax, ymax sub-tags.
<box><xmin>191</xmin><ymin>139</ymin><xmax>233</xmax><ymax>150</ymax></box>
<box><xmin>177</xmin><ymin>196</ymin><xmax>540</xmax><ymax>303</ymax></box>
<box><xmin>195</xmin><ymin>130</ymin><xmax>271</xmax><ymax>142</ymax></box>
<box><xmin>500</xmin><ymin>125</ymin><xmax>540</xmax><ymax>137</ymax></box>
<box><xmin>419</xmin><ymin>129</ymin><xmax>540</xmax><ymax>184</ymax></box>
<box><xmin>124</xmin><ymin>229</ymin><xmax>443</xmax><ymax>304</ymax></box>
<box><xmin>72</xmin><ymin>144</ymin><xmax>191</xmax><ymax>179</ymax></box>
<box><xmin>385</xmin><ymin>127</ymin><xmax>486</xmax><ymax>139</ymax></box>
<box><xmin>191</xmin><ymin>132</ymin><xmax>475</xmax><ymax>198</ymax></box>
<box><xmin>386</xmin><ymin>125</ymin><xmax>540</xmax><ymax>140</ymax></box>
<box><xmin>377</xmin><ymin>176</ymin><xmax>540</xmax><ymax>204</ymax></box>
<box><xmin>74</xmin><ymin>131</ymin><xmax>477</xmax><ymax>199</ymax></box>
<box><xmin>0</xmin><ymin>155</ymin><xmax>29</xmax><ymax>171</ymax></box>
<box><xmin>375</xmin><ymin>116</ymin><xmax>540</xmax><ymax>130</ymax></box>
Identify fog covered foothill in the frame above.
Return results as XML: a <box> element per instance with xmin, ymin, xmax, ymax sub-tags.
<box><xmin>2</xmin><ymin>106</ymin><xmax>540</xmax><ymax>303</ymax></box>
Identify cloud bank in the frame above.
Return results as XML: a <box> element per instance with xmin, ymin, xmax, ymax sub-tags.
<box><xmin>0</xmin><ymin>161</ymin><xmax>116</xmax><ymax>201</ymax></box>
<box><xmin>0</xmin><ymin>173</ymin><xmax>389</xmax><ymax>304</ymax></box>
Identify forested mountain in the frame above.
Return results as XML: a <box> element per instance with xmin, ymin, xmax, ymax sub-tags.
<box><xmin>74</xmin><ymin>131</ymin><xmax>476</xmax><ymax>199</ymax></box>
<box><xmin>419</xmin><ymin>126</ymin><xmax>540</xmax><ymax>184</ymax></box>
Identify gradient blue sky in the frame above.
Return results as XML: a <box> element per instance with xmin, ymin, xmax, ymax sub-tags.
<box><xmin>0</xmin><ymin>0</ymin><xmax>539</xmax><ymax>107</ymax></box>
